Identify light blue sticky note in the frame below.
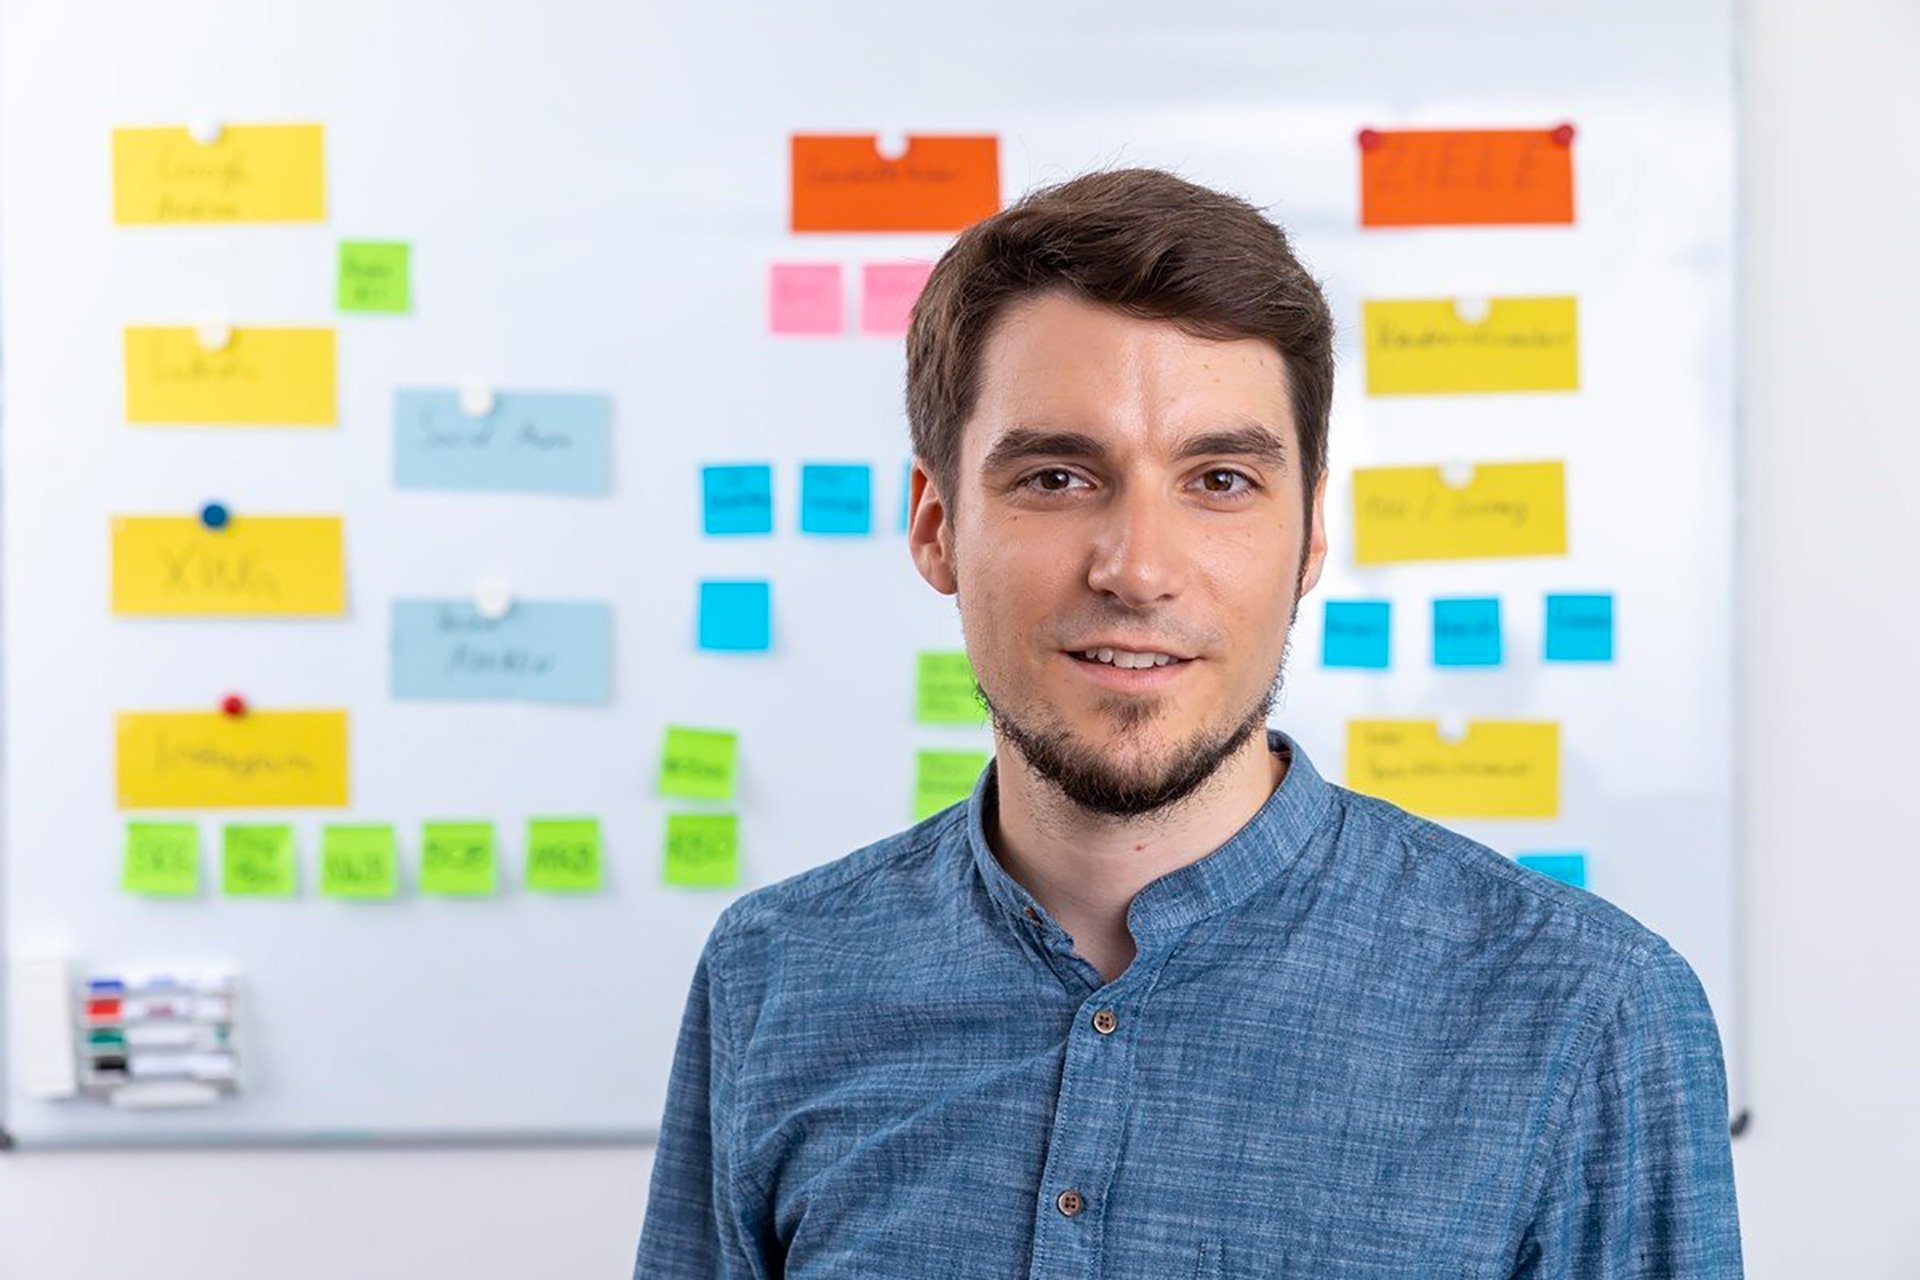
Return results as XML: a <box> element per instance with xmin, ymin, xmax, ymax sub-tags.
<box><xmin>1433</xmin><ymin>597</ymin><xmax>1503</xmax><ymax>667</ymax></box>
<box><xmin>394</xmin><ymin>389</ymin><xmax>611</xmax><ymax>494</ymax></box>
<box><xmin>703</xmin><ymin>464</ymin><xmax>774</xmax><ymax>535</ymax></box>
<box><xmin>1545</xmin><ymin>593</ymin><xmax>1614</xmax><ymax>662</ymax></box>
<box><xmin>1322</xmin><ymin>600</ymin><xmax>1391</xmax><ymax>669</ymax></box>
<box><xmin>799</xmin><ymin>463</ymin><xmax>872</xmax><ymax>535</ymax></box>
<box><xmin>699</xmin><ymin>580</ymin><xmax>771</xmax><ymax>652</ymax></box>
<box><xmin>1517</xmin><ymin>852</ymin><xmax>1587</xmax><ymax>889</ymax></box>
<box><xmin>392</xmin><ymin>600</ymin><xmax>612</xmax><ymax>703</ymax></box>
<box><xmin>899</xmin><ymin>459</ymin><xmax>912</xmax><ymax>533</ymax></box>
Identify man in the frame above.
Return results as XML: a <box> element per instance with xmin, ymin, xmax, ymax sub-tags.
<box><xmin>635</xmin><ymin>168</ymin><xmax>1743</xmax><ymax>1278</ymax></box>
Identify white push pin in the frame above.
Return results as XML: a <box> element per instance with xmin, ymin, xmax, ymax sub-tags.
<box><xmin>474</xmin><ymin>576</ymin><xmax>513</xmax><ymax>621</ymax></box>
<box><xmin>1436</xmin><ymin>713</ymin><xmax>1469</xmax><ymax>745</ymax></box>
<box><xmin>1452</xmin><ymin>296</ymin><xmax>1492</xmax><ymax>326</ymax></box>
<box><xmin>188</xmin><ymin>117</ymin><xmax>225</xmax><ymax>147</ymax></box>
<box><xmin>1439</xmin><ymin>460</ymin><xmax>1476</xmax><ymax>489</ymax></box>
<box><xmin>874</xmin><ymin>130</ymin><xmax>910</xmax><ymax>162</ymax></box>
<box><xmin>195</xmin><ymin>319</ymin><xmax>233</xmax><ymax>352</ymax></box>
<box><xmin>459</xmin><ymin>382</ymin><xmax>497</xmax><ymax>418</ymax></box>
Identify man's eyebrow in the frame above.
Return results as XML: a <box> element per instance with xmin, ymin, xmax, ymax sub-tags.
<box><xmin>978</xmin><ymin>421</ymin><xmax>1290</xmax><ymax>475</ymax></box>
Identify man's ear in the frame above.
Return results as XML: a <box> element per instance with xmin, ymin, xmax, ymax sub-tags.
<box><xmin>1296</xmin><ymin>470</ymin><xmax>1330</xmax><ymax>599</ymax></box>
<box><xmin>907</xmin><ymin>460</ymin><xmax>959</xmax><ymax>596</ymax></box>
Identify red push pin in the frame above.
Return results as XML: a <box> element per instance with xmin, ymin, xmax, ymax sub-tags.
<box><xmin>220</xmin><ymin>693</ymin><xmax>247</xmax><ymax>718</ymax></box>
<box><xmin>1356</xmin><ymin>127</ymin><xmax>1382</xmax><ymax>151</ymax></box>
<box><xmin>1550</xmin><ymin>123</ymin><xmax>1576</xmax><ymax>146</ymax></box>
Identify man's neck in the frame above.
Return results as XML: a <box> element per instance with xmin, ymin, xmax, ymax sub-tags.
<box><xmin>985</xmin><ymin>728</ymin><xmax>1288</xmax><ymax>984</ymax></box>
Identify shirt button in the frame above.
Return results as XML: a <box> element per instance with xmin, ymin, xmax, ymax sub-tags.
<box><xmin>1091</xmin><ymin>1008</ymin><xmax>1118</xmax><ymax>1035</ymax></box>
<box><xmin>1024</xmin><ymin>906</ymin><xmax>1040</xmax><ymax>922</ymax></box>
<box><xmin>1056</xmin><ymin>1188</ymin><xmax>1084</xmax><ymax>1217</ymax></box>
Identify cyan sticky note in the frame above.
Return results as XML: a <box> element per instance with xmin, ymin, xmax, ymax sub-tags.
<box><xmin>800</xmin><ymin>463</ymin><xmax>872</xmax><ymax>535</ymax></box>
<box><xmin>900</xmin><ymin>459</ymin><xmax>912</xmax><ymax>532</ymax></box>
<box><xmin>699</xmin><ymin>580</ymin><xmax>771</xmax><ymax>652</ymax></box>
<box><xmin>1545</xmin><ymin>593</ymin><xmax>1614</xmax><ymax>662</ymax></box>
<box><xmin>703</xmin><ymin>464</ymin><xmax>774</xmax><ymax>535</ymax></box>
<box><xmin>1517</xmin><ymin>852</ymin><xmax>1587</xmax><ymax>888</ymax></box>
<box><xmin>394</xmin><ymin>389</ymin><xmax>611</xmax><ymax>494</ymax></box>
<box><xmin>1433</xmin><ymin>597</ymin><xmax>1503</xmax><ymax>667</ymax></box>
<box><xmin>392</xmin><ymin>600</ymin><xmax>612</xmax><ymax>703</ymax></box>
<box><xmin>1322</xmin><ymin>600</ymin><xmax>1391</xmax><ymax>669</ymax></box>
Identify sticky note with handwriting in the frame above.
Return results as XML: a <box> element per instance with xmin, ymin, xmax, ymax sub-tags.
<box><xmin>861</xmin><ymin>261</ymin><xmax>934</xmax><ymax>335</ymax></box>
<box><xmin>113</xmin><ymin>123</ymin><xmax>325</xmax><ymax>224</ymax></box>
<box><xmin>338</xmin><ymin>240</ymin><xmax>411</xmax><ymax>313</ymax></box>
<box><xmin>1359</xmin><ymin>126</ymin><xmax>1575</xmax><ymax>227</ymax></box>
<box><xmin>1322</xmin><ymin>600</ymin><xmax>1391</xmax><ymax>670</ymax></box>
<box><xmin>222</xmin><ymin>824</ymin><xmax>298</xmax><ymax>898</ymax></box>
<box><xmin>1544</xmin><ymin>593</ymin><xmax>1614</xmax><ymax>662</ymax></box>
<box><xmin>420</xmin><ymin>821</ymin><xmax>497</xmax><ymax>896</ymax></box>
<box><xmin>664</xmin><ymin>813</ymin><xmax>739</xmax><ymax>888</ymax></box>
<box><xmin>321</xmin><ymin>825</ymin><xmax>399</xmax><ymax>900</ymax></box>
<box><xmin>1517</xmin><ymin>852</ymin><xmax>1587</xmax><ymax>889</ymax></box>
<box><xmin>1352</xmin><ymin>462</ymin><xmax>1567</xmax><ymax>564</ymax></box>
<box><xmin>916</xmin><ymin>651</ymin><xmax>986</xmax><ymax>725</ymax></box>
<box><xmin>117</xmin><ymin>710</ymin><xmax>349</xmax><ymax>809</ymax></box>
<box><xmin>915</xmin><ymin>749</ymin><xmax>989</xmax><ymax>820</ymax></box>
<box><xmin>1345</xmin><ymin>719</ymin><xmax>1558</xmax><ymax>818</ymax></box>
<box><xmin>800</xmin><ymin>463</ymin><xmax>872</xmax><ymax>534</ymax></box>
<box><xmin>393</xmin><ymin>389</ymin><xmax>610</xmax><ymax>494</ymax></box>
<box><xmin>1363</xmin><ymin>297</ymin><xmax>1578</xmax><ymax>395</ymax></box>
<box><xmin>658</xmin><ymin>726</ymin><xmax>738</xmax><ymax>801</ymax></box>
<box><xmin>1432</xmin><ymin>597</ymin><xmax>1503</xmax><ymax>667</ymax></box>
<box><xmin>526</xmin><ymin>818</ymin><xmax>602</xmax><ymax>893</ymax></box>
<box><xmin>703</xmin><ymin>464</ymin><xmax>774</xmax><ymax>535</ymax></box>
<box><xmin>391</xmin><ymin>600</ymin><xmax>611</xmax><ymax>704</ymax></box>
<box><xmin>111</xmin><ymin>515</ymin><xmax>345</xmax><ymax>616</ymax></box>
<box><xmin>791</xmin><ymin>134</ymin><xmax>1000</xmax><ymax>232</ymax></box>
<box><xmin>123</xmin><ymin>822</ymin><xmax>201</xmax><ymax>897</ymax></box>
<box><xmin>769</xmin><ymin>263</ymin><xmax>843</xmax><ymax>335</ymax></box>
<box><xmin>698</xmin><ymin>580</ymin><xmax>771</xmax><ymax>652</ymax></box>
<box><xmin>124</xmin><ymin>326</ymin><xmax>336</xmax><ymax>425</ymax></box>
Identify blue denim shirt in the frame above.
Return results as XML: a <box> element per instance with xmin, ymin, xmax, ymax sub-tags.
<box><xmin>635</xmin><ymin>728</ymin><xmax>1743</xmax><ymax>1278</ymax></box>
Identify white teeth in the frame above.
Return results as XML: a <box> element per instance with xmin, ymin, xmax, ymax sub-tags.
<box><xmin>1079</xmin><ymin>649</ymin><xmax>1180</xmax><ymax>669</ymax></box>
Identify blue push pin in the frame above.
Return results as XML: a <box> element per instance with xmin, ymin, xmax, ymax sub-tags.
<box><xmin>199</xmin><ymin>501</ymin><xmax>229</xmax><ymax>531</ymax></box>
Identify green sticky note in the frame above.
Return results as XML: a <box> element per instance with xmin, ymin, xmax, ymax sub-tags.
<box><xmin>658</xmin><ymin>726</ymin><xmax>738</xmax><ymax>801</ymax></box>
<box><xmin>222</xmin><ymin>824</ymin><xmax>298</xmax><ymax>897</ymax></box>
<box><xmin>123</xmin><ymin>821</ymin><xmax>201</xmax><ymax>897</ymax></box>
<box><xmin>337</xmin><ymin>240</ymin><xmax>411</xmax><ymax>313</ymax></box>
<box><xmin>915</xmin><ymin>749</ymin><xmax>989</xmax><ymax>820</ymax></box>
<box><xmin>916</xmin><ymin>650</ymin><xmax>987</xmax><ymax>725</ymax></box>
<box><xmin>526</xmin><ymin>817</ymin><xmax>602</xmax><ymax>893</ymax></box>
<box><xmin>663</xmin><ymin>813</ymin><xmax>738</xmax><ymax>888</ymax></box>
<box><xmin>321</xmin><ymin>824</ymin><xmax>399</xmax><ymax>899</ymax></box>
<box><xmin>420</xmin><ymin>821</ymin><xmax>497</xmax><ymax>896</ymax></box>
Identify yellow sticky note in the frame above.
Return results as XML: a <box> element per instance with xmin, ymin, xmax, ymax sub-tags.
<box><xmin>116</xmin><ymin>710</ymin><xmax>349</xmax><ymax>809</ymax></box>
<box><xmin>1346</xmin><ymin>719</ymin><xmax>1559</xmax><ymax>818</ymax></box>
<box><xmin>124</xmin><ymin>326</ymin><xmax>337</xmax><ymax>426</ymax></box>
<box><xmin>1363</xmin><ymin>296</ymin><xmax>1578</xmax><ymax>395</ymax></box>
<box><xmin>111</xmin><ymin>515</ymin><xmax>346</xmax><ymax>616</ymax></box>
<box><xmin>112</xmin><ymin>124</ymin><xmax>325</xmax><ymax>224</ymax></box>
<box><xmin>1352</xmin><ymin>462</ymin><xmax>1567</xmax><ymax>565</ymax></box>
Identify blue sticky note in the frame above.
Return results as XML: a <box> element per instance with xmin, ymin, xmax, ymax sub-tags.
<box><xmin>1545</xmin><ymin>593</ymin><xmax>1614</xmax><ymax>662</ymax></box>
<box><xmin>1517</xmin><ymin>852</ymin><xmax>1587</xmax><ymax>889</ymax></box>
<box><xmin>703</xmin><ymin>464</ymin><xmax>774</xmax><ymax>535</ymax></box>
<box><xmin>394</xmin><ymin>389</ymin><xmax>611</xmax><ymax>494</ymax></box>
<box><xmin>1433</xmin><ymin>597</ymin><xmax>1503</xmax><ymax>667</ymax></box>
<box><xmin>1322</xmin><ymin>600</ymin><xmax>1391</xmax><ymax>669</ymax></box>
<box><xmin>799</xmin><ymin>463</ymin><xmax>872</xmax><ymax>535</ymax></box>
<box><xmin>699</xmin><ymin>580</ymin><xmax>771</xmax><ymax>652</ymax></box>
<box><xmin>899</xmin><ymin>459</ymin><xmax>912</xmax><ymax>533</ymax></box>
<box><xmin>392</xmin><ymin>600</ymin><xmax>612</xmax><ymax>703</ymax></box>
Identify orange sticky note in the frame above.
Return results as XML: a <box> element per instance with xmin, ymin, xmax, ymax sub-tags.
<box><xmin>790</xmin><ymin>134</ymin><xmax>1000</xmax><ymax>233</ymax></box>
<box><xmin>860</xmin><ymin>261</ymin><xmax>934</xmax><ymax>336</ymax></box>
<box><xmin>1359</xmin><ymin>126</ymin><xmax>1575</xmax><ymax>227</ymax></box>
<box><xmin>769</xmin><ymin>263</ymin><xmax>843</xmax><ymax>335</ymax></box>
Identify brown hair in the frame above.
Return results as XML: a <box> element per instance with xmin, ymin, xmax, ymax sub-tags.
<box><xmin>905</xmin><ymin>166</ymin><xmax>1333</xmax><ymax>528</ymax></box>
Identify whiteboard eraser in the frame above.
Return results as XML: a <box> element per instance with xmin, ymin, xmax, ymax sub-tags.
<box><xmin>11</xmin><ymin>957</ymin><xmax>77</xmax><ymax>1098</ymax></box>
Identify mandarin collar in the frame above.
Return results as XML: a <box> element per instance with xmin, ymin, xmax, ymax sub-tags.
<box><xmin>965</xmin><ymin>727</ymin><xmax>1335</xmax><ymax>945</ymax></box>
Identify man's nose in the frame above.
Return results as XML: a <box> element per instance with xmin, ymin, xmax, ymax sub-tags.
<box><xmin>1085</xmin><ymin>484</ymin><xmax>1187</xmax><ymax>607</ymax></box>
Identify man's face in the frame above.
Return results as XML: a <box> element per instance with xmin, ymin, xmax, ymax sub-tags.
<box><xmin>908</xmin><ymin>289</ymin><xmax>1329</xmax><ymax>819</ymax></box>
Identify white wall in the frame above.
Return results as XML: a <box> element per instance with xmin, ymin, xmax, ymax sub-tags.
<box><xmin>1</xmin><ymin>1</ymin><xmax>1915</xmax><ymax>1275</ymax></box>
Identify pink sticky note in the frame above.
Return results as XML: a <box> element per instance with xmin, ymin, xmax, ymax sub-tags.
<box><xmin>860</xmin><ymin>261</ymin><xmax>935</xmax><ymax>336</ymax></box>
<box><xmin>769</xmin><ymin>263</ymin><xmax>844</xmax><ymax>335</ymax></box>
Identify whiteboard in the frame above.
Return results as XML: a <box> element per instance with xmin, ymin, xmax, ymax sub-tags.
<box><xmin>0</xmin><ymin>0</ymin><xmax>1739</xmax><ymax>1143</ymax></box>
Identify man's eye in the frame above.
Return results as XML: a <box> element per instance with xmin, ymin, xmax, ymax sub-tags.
<box><xmin>1020</xmin><ymin>468</ymin><xmax>1085</xmax><ymax>493</ymax></box>
<box><xmin>1199</xmin><ymin>469</ymin><xmax>1259</xmax><ymax>497</ymax></box>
